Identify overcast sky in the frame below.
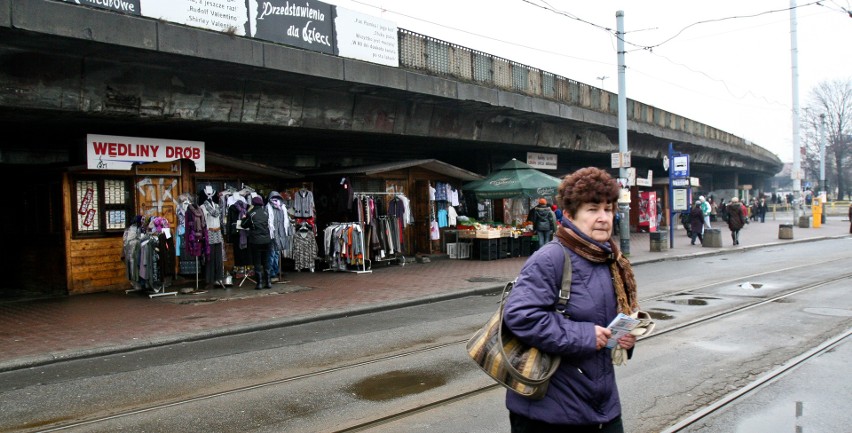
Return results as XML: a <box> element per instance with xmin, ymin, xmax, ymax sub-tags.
<box><xmin>329</xmin><ymin>0</ymin><xmax>852</xmax><ymax>163</ymax></box>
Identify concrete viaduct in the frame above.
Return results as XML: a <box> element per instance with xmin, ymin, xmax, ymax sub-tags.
<box><xmin>0</xmin><ymin>0</ymin><xmax>782</xmax><ymax>188</ymax></box>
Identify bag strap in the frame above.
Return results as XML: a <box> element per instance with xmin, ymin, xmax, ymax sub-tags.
<box><xmin>495</xmin><ymin>246</ymin><xmax>572</xmax><ymax>386</ymax></box>
<box><xmin>555</xmin><ymin>246</ymin><xmax>572</xmax><ymax>317</ymax></box>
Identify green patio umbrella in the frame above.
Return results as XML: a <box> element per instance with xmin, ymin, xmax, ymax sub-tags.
<box><xmin>463</xmin><ymin>159</ymin><xmax>561</xmax><ymax>200</ymax></box>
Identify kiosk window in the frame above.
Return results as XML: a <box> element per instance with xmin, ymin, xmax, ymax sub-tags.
<box><xmin>73</xmin><ymin>178</ymin><xmax>133</xmax><ymax>236</ymax></box>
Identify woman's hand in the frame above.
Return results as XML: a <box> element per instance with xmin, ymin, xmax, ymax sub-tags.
<box><xmin>594</xmin><ymin>325</ymin><xmax>611</xmax><ymax>350</ymax></box>
<box><xmin>617</xmin><ymin>333</ymin><xmax>636</xmax><ymax>350</ymax></box>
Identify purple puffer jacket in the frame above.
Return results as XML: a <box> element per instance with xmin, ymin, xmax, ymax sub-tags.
<box><xmin>503</xmin><ymin>234</ymin><xmax>622</xmax><ymax>425</ymax></box>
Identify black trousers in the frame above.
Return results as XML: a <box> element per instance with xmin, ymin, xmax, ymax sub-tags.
<box><xmin>249</xmin><ymin>242</ymin><xmax>271</xmax><ymax>278</ymax></box>
<box><xmin>510</xmin><ymin>412</ymin><xmax>624</xmax><ymax>433</ymax></box>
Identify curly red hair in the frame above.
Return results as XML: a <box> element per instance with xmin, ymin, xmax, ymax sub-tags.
<box><xmin>557</xmin><ymin>167</ymin><xmax>620</xmax><ymax>219</ymax></box>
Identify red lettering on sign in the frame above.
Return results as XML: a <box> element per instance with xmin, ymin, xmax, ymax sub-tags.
<box><xmin>83</xmin><ymin>208</ymin><xmax>97</xmax><ymax>227</ymax></box>
<box><xmin>78</xmin><ymin>187</ymin><xmax>94</xmax><ymax>215</ymax></box>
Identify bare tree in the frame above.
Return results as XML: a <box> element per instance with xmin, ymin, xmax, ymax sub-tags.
<box><xmin>802</xmin><ymin>79</ymin><xmax>852</xmax><ymax>200</ymax></box>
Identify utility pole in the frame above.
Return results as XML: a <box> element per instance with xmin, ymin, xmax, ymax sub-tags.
<box><xmin>616</xmin><ymin>10</ymin><xmax>630</xmax><ymax>255</ymax></box>
<box><xmin>790</xmin><ymin>0</ymin><xmax>802</xmax><ymax>223</ymax></box>
<box><xmin>819</xmin><ymin>113</ymin><xmax>827</xmax><ymax>223</ymax></box>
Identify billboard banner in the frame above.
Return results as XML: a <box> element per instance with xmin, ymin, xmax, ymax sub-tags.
<box><xmin>142</xmin><ymin>0</ymin><xmax>249</xmax><ymax>36</ymax></box>
<box><xmin>248</xmin><ymin>0</ymin><xmax>335</xmax><ymax>54</ymax></box>
<box><xmin>334</xmin><ymin>6</ymin><xmax>398</xmax><ymax>67</ymax></box>
<box><xmin>62</xmin><ymin>0</ymin><xmax>142</xmax><ymax>16</ymax></box>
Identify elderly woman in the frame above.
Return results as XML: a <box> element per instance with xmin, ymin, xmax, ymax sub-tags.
<box><xmin>503</xmin><ymin>167</ymin><xmax>639</xmax><ymax>433</ymax></box>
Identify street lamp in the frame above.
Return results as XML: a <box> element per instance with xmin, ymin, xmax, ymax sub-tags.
<box><xmin>596</xmin><ymin>75</ymin><xmax>609</xmax><ymax>89</ymax></box>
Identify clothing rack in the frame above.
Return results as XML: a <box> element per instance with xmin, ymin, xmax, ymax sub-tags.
<box><xmin>323</xmin><ymin>221</ymin><xmax>370</xmax><ymax>274</ymax></box>
<box><xmin>354</xmin><ymin>192</ymin><xmax>407</xmax><ymax>268</ymax></box>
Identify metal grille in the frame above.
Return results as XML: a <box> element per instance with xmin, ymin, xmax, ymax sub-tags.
<box><xmin>492</xmin><ymin>58</ymin><xmax>512</xmax><ymax>89</ymax></box>
<box><xmin>425</xmin><ymin>37</ymin><xmax>450</xmax><ymax>74</ymax></box>
<box><xmin>511</xmin><ymin>63</ymin><xmax>528</xmax><ymax>93</ymax></box>
<box><xmin>105</xmin><ymin>179</ymin><xmax>127</xmax><ymax>229</ymax></box>
<box><xmin>104</xmin><ymin>179</ymin><xmax>126</xmax><ymax>204</ymax></box>
<box><xmin>450</xmin><ymin>45</ymin><xmax>473</xmax><ymax>80</ymax></box>
<box><xmin>542</xmin><ymin>72</ymin><xmax>556</xmax><ymax>98</ymax></box>
<box><xmin>472</xmin><ymin>52</ymin><xmax>491</xmax><ymax>83</ymax></box>
<box><xmin>106</xmin><ymin>210</ymin><xmax>126</xmax><ymax>230</ymax></box>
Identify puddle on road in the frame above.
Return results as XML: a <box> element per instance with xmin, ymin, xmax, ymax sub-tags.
<box><xmin>350</xmin><ymin>370</ymin><xmax>448</xmax><ymax>401</ymax></box>
<box><xmin>647</xmin><ymin>310</ymin><xmax>674</xmax><ymax>320</ymax></box>
<box><xmin>665</xmin><ymin>298</ymin><xmax>708</xmax><ymax>306</ymax></box>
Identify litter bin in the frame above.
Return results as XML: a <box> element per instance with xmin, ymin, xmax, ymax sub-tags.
<box><xmin>778</xmin><ymin>224</ymin><xmax>793</xmax><ymax>239</ymax></box>
<box><xmin>798</xmin><ymin>215</ymin><xmax>810</xmax><ymax>228</ymax></box>
<box><xmin>812</xmin><ymin>198</ymin><xmax>822</xmax><ymax>228</ymax></box>
<box><xmin>703</xmin><ymin>228</ymin><xmax>722</xmax><ymax>247</ymax></box>
<box><xmin>649</xmin><ymin>231</ymin><xmax>667</xmax><ymax>252</ymax></box>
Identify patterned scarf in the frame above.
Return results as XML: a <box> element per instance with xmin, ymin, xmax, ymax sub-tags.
<box><xmin>554</xmin><ymin>222</ymin><xmax>638</xmax><ymax>315</ymax></box>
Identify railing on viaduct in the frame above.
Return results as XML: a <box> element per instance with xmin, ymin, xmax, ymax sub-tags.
<box><xmin>398</xmin><ymin>29</ymin><xmax>747</xmax><ymax>149</ymax></box>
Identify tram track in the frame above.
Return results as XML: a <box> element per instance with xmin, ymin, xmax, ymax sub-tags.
<box><xmin>24</xmin><ymin>267</ymin><xmax>852</xmax><ymax>433</ymax></box>
<box><xmin>660</xmin><ymin>329</ymin><xmax>851</xmax><ymax>433</ymax></box>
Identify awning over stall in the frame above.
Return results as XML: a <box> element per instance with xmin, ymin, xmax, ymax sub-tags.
<box><xmin>207</xmin><ymin>152</ymin><xmax>303</xmax><ymax>178</ymax></box>
<box><xmin>314</xmin><ymin>159</ymin><xmax>483</xmax><ymax>181</ymax></box>
<box><xmin>463</xmin><ymin>158</ymin><xmax>561</xmax><ymax>199</ymax></box>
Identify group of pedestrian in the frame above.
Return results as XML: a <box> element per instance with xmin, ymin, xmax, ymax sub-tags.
<box><xmin>748</xmin><ymin>197</ymin><xmax>768</xmax><ymax>223</ymax></box>
<box><xmin>688</xmin><ymin>194</ymin><xmax>750</xmax><ymax>246</ymax></box>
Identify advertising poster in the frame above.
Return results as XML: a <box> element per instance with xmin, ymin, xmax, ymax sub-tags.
<box><xmin>141</xmin><ymin>0</ymin><xmax>249</xmax><ymax>35</ymax></box>
<box><xmin>247</xmin><ymin>0</ymin><xmax>335</xmax><ymax>54</ymax></box>
<box><xmin>334</xmin><ymin>6</ymin><xmax>398</xmax><ymax>67</ymax></box>
<box><xmin>639</xmin><ymin>191</ymin><xmax>657</xmax><ymax>232</ymax></box>
<box><xmin>62</xmin><ymin>0</ymin><xmax>142</xmax><ymax>16</ymax></box>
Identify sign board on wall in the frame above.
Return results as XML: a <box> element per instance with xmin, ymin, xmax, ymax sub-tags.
<box><xmin>334</xmin><ymin>7</ymin><xmax>399</xmax><ymax>66</ymax></box>
<box><xmin>526</xmin><ymin>152</ymin><xmax>557</xmax><ymax>170</ymax></box>
<box><xmin>87</xmin><ymin>134</ymin><xmax>205</xmax><ymax>172</ymax></box>
<box><xmin>248</xmin><ymin>0</ymin><xmax>335</xmax><ymax>54</ymax></box>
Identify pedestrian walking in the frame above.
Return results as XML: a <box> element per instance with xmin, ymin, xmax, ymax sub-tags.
<box><xmin>709</xmin><ymin>197</ymin><xmax>718</xmax><ymax>222</ymax></box>
<box><xmin>848</xmin><ymin>202</ymin><xmax>852</xmax><ymax>234</ymax></box>
<box><xmin>757</xmin><ymin>197</ymin><xmax>768</xmax><ymax>223</ymax></box>
<box><xmin>531</xmin><ymin>198</ymin><xmax>557</xmax><ymax>248</ymax></box>
<box><xmin>689</xmin><ymin>200</ymin><xmax>704</xmax><ymax>245</ymax></box>
<box><xmin>656</xmin><ymin>198</ymin><xmax>663</xmax><ymax>228</ymax></box>
<box><xmin>504</xmin><ymin>167</ymin><xmax>639</xmax><ymax>432</ymax></box>
<box><xmin>726</xmin><ymin>197</ymin><xmax>746</xmax><ymax>245</ymax></box>
<box><xmin>699</xmin><ymin>195</ymin><xmax>711</xmax><ymax>230</ymax></box>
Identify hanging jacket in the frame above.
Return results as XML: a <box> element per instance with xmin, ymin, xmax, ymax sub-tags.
<box><xmin>185</xmin><ymin>204</ymin><xmax>209</xmax><ymax>258</ymax></box>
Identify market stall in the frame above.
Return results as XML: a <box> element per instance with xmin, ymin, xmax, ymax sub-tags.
<box><xmin>460</xmin><ymin>159</ymin><xmax>562</xmax><ymax>260</ymax></box>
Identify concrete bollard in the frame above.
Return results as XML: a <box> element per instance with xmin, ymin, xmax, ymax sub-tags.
<box><xmin>650</xmin><ymin>231</ymin><xmax>668</xmax><ymax>252</ymax></box>
<box><xmin>702</xmin><ymin>228</ymin><xmax>722</xmax><ymax>247</ymax></box>
<box><xmin>798</xmin><ymin>215</ymin><xmax>810</xmax><ymax>228</ymax></box>
<box><xmin>779</xmin><ymin>224</ymin><xmax>793</xmax><ymax>239</ymax></box>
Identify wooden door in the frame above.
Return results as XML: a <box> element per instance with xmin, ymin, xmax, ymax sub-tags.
<box><xmin>413</xmin><ymin>180</ymin><xmax>431</xmax><ymax>254</ymax></box>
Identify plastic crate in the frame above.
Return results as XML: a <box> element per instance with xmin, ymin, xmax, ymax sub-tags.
<box><xmin>456</xmin><ymin>242</ymin><xmax>470</xmax><ymax>259</ymax></box>
<box><xmin>447</xmin><ymin>242</ymin><xmax>470</xmax><ymax>259</ymax></box>
<box><xmin>447</xmin><ymin>243</ymin><xmax>458</xmax><ymax>259</ymax></box>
